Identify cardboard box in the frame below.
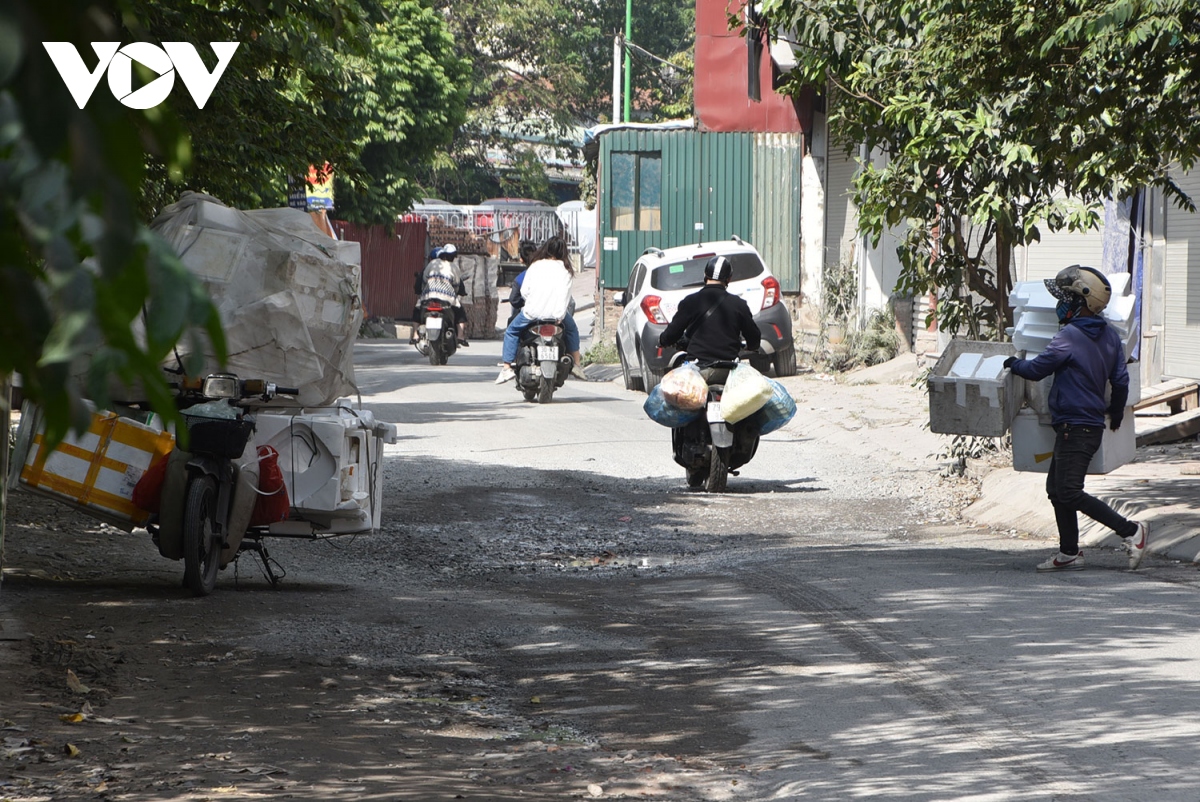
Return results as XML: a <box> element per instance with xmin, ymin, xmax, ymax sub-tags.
<box><xmin>928</xmin><ymin>339</ymin><xmax>1023</xmax><ymax>437</ymax></box>
<box><xmin>1011</xmin><ymin>408</ymin><xmax>1136</xmax><ymax>474</ymax></box>
<box><xmin>11</xmin><ymin>403</ymin><xmax>175</xmax><ymax>530</ymax></box>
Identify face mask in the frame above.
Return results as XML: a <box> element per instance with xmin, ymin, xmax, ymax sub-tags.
<box><xmin>1056</xmin><ymin>298</ymin><xmax>1082</xmax><ymax>323</ymax></box>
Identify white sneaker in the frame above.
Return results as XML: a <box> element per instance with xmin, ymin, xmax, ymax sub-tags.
<box><xmin>1037</xmin><ymin>551</ymin><xmax>1084</xmax><ymax>572</ymax></box>
<box><xmin>1125</xmin><ymin>521</ymin><xmax>1149</xmax><ymax>569</ymax></box>
<box><xmin>494</xmin><ymin>366</ymin><xmax>516</xmax><ymax>385</ymax></box>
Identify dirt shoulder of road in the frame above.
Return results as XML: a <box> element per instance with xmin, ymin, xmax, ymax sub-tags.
<box><xmin>0</xmin><ymin>359</ymin><xmax>997</xmax><ymax>801</ymax></box>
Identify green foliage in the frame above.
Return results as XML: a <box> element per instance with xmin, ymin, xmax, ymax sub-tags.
<box><xmin>134</xmin><ymin>0</ymin><xmax>467</xmax><ymax>224</ymax></box>
<box><xmin>821</xmin><ymin>257</ymin><xmax>858</xmax><ymax>326</ymax></box>
<box><xmin>1</xmin><ymin>0</ymin><xmax>224</xmax><ymax>445</ymax></box>
<box><xmin>420</xmin><ymin>0</ymin><xmax>695</xmax><ymax>204</ymax></box>
<box><xmin>823</xmin><ymin>308</ymin><xmax>900</xmax><ymax>372</ymax></box>
<box><xmin>331</xmin><ymin>3</ymin><xmax>469</xmax><ymax>224</ymax></box>
<box><xmin>582</xmin><ymin>336</ymin><xmax>619</xmax><ymax>366</ymax></box>
<box><xmin>761</xmin><ymin>0</ymin><xmax>1200</xmax><ymax>337</ymax></box>
<box><xmin>499</xmin><ymin>150</ymin><xmax>557</xmax><ymax>204</ymax></box>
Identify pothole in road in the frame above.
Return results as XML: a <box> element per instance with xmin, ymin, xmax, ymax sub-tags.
<box><xmin>534</xmin><ymin>551</ymin><xmax>678</xmax><ymax>570</ymax></box>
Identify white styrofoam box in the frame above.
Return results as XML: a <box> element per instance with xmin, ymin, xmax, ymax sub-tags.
<box><xmin>974</xmin><ymin>355</ymin><xmax>1010</xmax><ymax>381</ymax></box>
<box><xmin>1010</xmin><ymin>280</ymin><xmax>1057</xmax><ymax>310</ymax></box>
<box><xmin>949</xmin><ymin>352</ymin><xmax>982</xmax><ymax>378</ymax></box>
<box><xmin>192</xmin><ymin>198</ymin><xmax>249</xmax><ymax>232</ymax></box>
<box><xmin>1108</xmin><ymin>272</ymin><xmax>1130</xmax><ymax>296</ymax></box>
<box><xmin>1015</xmin><ymin>309</ymin><xmax>1059</xmax><ymax>329</ymax></box>
<box><xmin>1012</xmin><ymin>330</ymin><xmax>1055</xmax><ymax>354</ymax></box>
<box><xmin>1011</xmin><ymin>408</ymin><xmax>1135</xmax><ymax>474</ymax></box>
<box><xmin>928</xmin><ymin>339</ymin><xmax>1022</xmax><ymax>437</ymax></box>
<box><xmin>1102</xmin><ymin>295</ymin><xmax>1136</xmax><ymax>330</ymax></box>
<box><xmin>252</xmin><ymin>403</ymin><xmax>397</xmax><ymax>534</ymax></box>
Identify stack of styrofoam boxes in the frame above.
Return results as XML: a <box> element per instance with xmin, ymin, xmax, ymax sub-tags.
<box><xmin>928</xmin><ymin>339</ymin><xmax>1022</xmax><ymax>437</ymax></box>
<box><xmin>251</xmin><ymin>401</ymin><xmax>398</xmax><ymax>534</ymax></box>
<box><xmin>1008</xmin><ymin>275</ymin><xmax>1139</xmax><ymax>473</ymax></box>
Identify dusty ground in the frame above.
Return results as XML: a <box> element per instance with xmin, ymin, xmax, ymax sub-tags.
<box><xmin>0</xmin><ymin>367</ymin><xmax>984</xmax><ymax>801</ymax></box>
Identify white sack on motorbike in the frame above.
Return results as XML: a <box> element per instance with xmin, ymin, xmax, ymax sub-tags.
<box><xmin>659</xmin><ymin>362</ymin><xmax>708</xmax><ymax>411</ymax></box>
<box><xmin>720</xmin><ymin>363</ymin><xmax>773</xmax><ymax>424</ymax></box>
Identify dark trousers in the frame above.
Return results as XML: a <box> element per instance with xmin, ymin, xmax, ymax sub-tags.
<box><xmin>1046</xmin><ymin>423</ymin><xmax>1136</xmax><ymax>555</ymax></box>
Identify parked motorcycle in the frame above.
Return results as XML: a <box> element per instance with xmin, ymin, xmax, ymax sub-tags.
<box><xmin>513</xmin><ymin>318</ymin><xmax>572</xmax><ymax>403</ymax></box>
<box><xmin>165</xmin><ymin>374</ymin><xmax>298</xmax><ymax>596</ymax></box>
<box><xmin>413</xmin><ymin>300</ymin><xmax>458</xmax><ymax>365</ymax></box>
<box><xmin>668</xmin><ymin>356</ymin><xmax>760</xmax><ymax>492</ymax></box>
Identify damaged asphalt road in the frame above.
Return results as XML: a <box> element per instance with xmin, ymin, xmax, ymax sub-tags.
<box><xmin>5</xmin><ymin>340</ymin><xmax>1200</xmax><ymax>801</ymax></box>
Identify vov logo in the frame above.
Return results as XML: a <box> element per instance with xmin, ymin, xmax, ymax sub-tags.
<box><xmin>43</xmin><ymin>42</ymin><xmax>240</xmax><ymax>110</ymax></box>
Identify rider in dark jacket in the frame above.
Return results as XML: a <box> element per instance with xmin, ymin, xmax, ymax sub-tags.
<box><xmin>658</xmin><ymin>255</ymin><xmax>761</xmax><ymax>365</ymax></box>
<box><xmin>1004</xmin><ymin>265</ymin><xmax>1146</xmax><ymax>572</ymax></box>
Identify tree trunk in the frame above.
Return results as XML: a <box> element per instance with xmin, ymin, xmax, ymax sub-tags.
<box><xmin>1</xmin><ymin>374</ymin><xmax>10</xmax><ymax>592</ymax></box>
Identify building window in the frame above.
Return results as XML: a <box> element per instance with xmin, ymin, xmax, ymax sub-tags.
<box><xmin>610</xmin><ymin>151</ymin><xmax>661</xmax><ymax>231</ymax></box>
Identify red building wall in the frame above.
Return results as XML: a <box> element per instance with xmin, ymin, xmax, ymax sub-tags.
<box><xmin>332</xmin><ymin>220</ymin><xmax>427</xmax><ymax>320</ymax></box>
<box><xmin>694</xmin><ymin>0</ymin><xmax>812</xmax><ymax>135</ymax></box>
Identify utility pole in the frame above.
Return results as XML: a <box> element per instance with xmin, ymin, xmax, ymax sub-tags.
<box><xmin>623</xmin><ymin>0</ymin><xmax>632</xmax><ymax>122</ymax></box>
<box><xmin>613</xmin><ymin>35</ymin><xmax>622</xmax><ymax>124</ymax></box>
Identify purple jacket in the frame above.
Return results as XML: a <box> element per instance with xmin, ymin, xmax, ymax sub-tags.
<box><xmin>1008</xmin><ymin>316</ymin><xmax>1129</xmax><ymax>427</ymax></box>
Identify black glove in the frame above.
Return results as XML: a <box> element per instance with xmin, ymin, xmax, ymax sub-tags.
<box><xmin>1108</xmin><ymin>407</ymin><xmax>1124</xmax><ymax>431</ymax></box>
<box><xmin>1003</xmin><ymin>356</ymin><xmax>1018</xmax><ymax>369</ymax></box>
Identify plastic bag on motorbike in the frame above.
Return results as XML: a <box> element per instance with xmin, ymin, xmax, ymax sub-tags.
<box><xmin>747</xmin><ymin>379</ymin><xmax>797</xmax><ymax>435</ymax></box>
<box><xmin>643</xmin><ymin>385</ymin><xmax>703</xmax><ymax>428</ymax></box>
<box><xmin>720</xmin><ymin>363</ymin><xmax>774</xmax><ymax>423</ymax></box>
<box><xmin>658</xmin><ymin>362</ymin><xmax>708</xmax><ymax>411</ymax></box>
<box><xmin>249</xmin><ymin>445</ymin><xmax>291</xmax><ymax>527</ymax></box>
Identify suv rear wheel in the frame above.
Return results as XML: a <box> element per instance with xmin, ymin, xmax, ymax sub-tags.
<box><xmin>641</xmin><ymin>360</ymin><xmax>663</xmax><ymax>394</ymax></box>
<box><xmin>617</xmin><ymin>335</ymin><xmax>643</xmax><ymax>391</ymax></box>
<box><xmin>774</xmin><ymin>345</ymin><xmax>798</xmax><ymax>377</ymax></box>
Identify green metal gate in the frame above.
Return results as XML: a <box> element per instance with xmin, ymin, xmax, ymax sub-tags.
<box><xmin>597</xmin><ymin>128</ymin><xmax>801</xmax><ymax>293</ymax></box>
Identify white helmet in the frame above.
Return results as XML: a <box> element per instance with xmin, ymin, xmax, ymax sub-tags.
<box><xmin>1044</xmin><ymin>265</ymin><xmax>1111</xmax><ymax>315</ymax></box>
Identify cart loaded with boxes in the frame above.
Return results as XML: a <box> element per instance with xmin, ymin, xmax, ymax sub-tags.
<box><xmin>928</xmin><ymin>270</ymin><xmax>1139</xmax><ymax>474</ymax></box>
<box><xmin>8</xmin><ymin>194</ymin><xmax>398</xmax><ymax>594</ymax></box>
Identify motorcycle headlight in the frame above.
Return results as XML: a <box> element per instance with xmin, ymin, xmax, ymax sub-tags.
<box><xmin>201</xmin><ymin>374</ymin><xmax>240</xmax><ymax>399</ymax></box>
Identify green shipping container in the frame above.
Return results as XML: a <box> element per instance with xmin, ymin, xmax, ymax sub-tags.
<box><xmin>597</xmin><ymin>128</ymin><xmax>802</xmax><ymax>293</ymax></box>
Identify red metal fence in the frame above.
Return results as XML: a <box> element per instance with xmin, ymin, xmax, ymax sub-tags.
<box><xmin>332</xmin><ymin>220</ymin><xmax>428</xmax><ymax>320</ymax></box>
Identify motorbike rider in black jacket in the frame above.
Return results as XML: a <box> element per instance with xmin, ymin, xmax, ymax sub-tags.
<box><xmin>658</xmin><ymin>255</ymin><xmax>761</xmax><ymax>380</ymax></box>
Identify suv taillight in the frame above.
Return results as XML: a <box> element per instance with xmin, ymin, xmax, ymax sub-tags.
<box><xmin>761</xmin><ymin>276</ymin><xmax>780</xmax><ymax>310</ymax></box>
<box><xmin>640</xmin><ymin>294</ymin><xmax>668</xmax><ymax>325</ymax></box>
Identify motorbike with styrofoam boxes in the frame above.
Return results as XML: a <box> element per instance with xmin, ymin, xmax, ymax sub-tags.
<box><xmin>8</xmin><ymin>375</ymin><xmax>398</xmax><ymax>597</ymax></box>
<box><xmin>645</xmin><ymin>354</ymin><xmax>795</xmax><ymax>493</ymax></box>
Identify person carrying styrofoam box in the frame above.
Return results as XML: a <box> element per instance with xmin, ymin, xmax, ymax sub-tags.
<box><xmin>1003</xmin><ymin>265</ymin><xmax>1149</xmax><ymax>574</ymax></box>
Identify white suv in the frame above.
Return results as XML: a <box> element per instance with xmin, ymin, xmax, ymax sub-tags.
<box><xmin>612</xmin><ymin>237</ymin><xmax>796</xmax><ymax>392</ymax></box>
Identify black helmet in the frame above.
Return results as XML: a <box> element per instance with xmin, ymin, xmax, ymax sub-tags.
<box><xmin>704</xmin><ymin>255</ymin><xmax>733</xmax><ymax>283</ymax></box>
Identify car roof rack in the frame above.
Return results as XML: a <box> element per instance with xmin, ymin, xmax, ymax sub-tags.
<box><xmin>642</xmin><ymin>247</ymin><xmax>665</xmax><ymax>257</ymax></box>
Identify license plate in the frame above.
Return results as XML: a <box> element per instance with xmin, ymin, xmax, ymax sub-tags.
<box><xmin>537</xmin><ymin>345</ymin><xmax>558</xmax><ymax>361</ymax></box>
<box><xmin>425</xmin><ymin>316</ymin><xmax>443</xmax><ymax>331</ymax></box>
<box><xmin>706</xmin><ymin>401</ymin><xmax>724</xmax><ymax>423</ymax></box>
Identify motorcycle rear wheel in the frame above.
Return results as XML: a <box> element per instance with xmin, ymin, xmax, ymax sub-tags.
<box><xmin>183</xmin><ymin>475</ymin><xmax>221</xmax><ymax>596</ymax></box>
<box><xmin>686</xmin><ymin>465</ymin><xmax>706</xmax><ymax>488</ymax></box>
<box><xmin>705</xmin><ymin>446</ymin><xmax>729</xmax><ymax>493</ymax></box>
<box><xmin>537</xmin><ymin>377</ymin><xmax>555</xmax><ymax>404</ymax></box>
<box><xmin>428</xmin><ymin>342</ymin><xmax>446</xmax><ymax>365</ymax></box>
